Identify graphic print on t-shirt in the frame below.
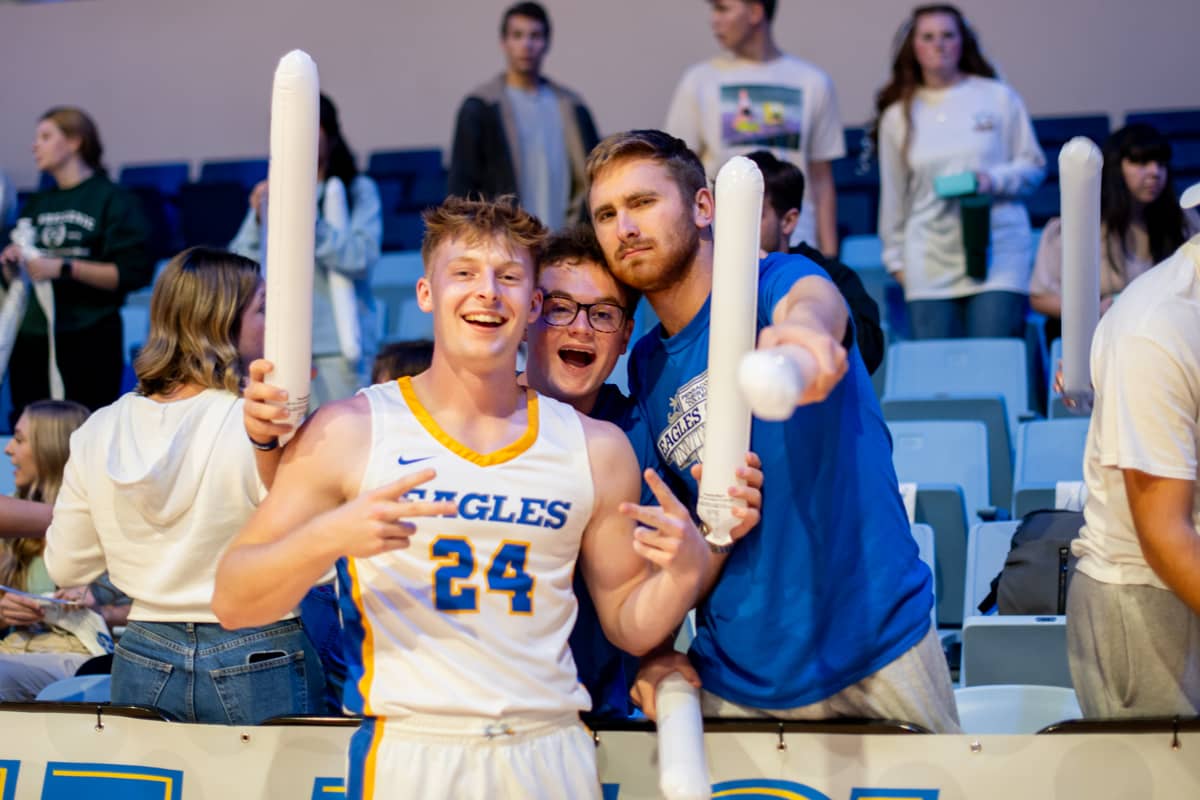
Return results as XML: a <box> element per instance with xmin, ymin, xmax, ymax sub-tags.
<box><xmin>720</xmin><ymin>84</ymin><xmax>803</xmax><ymax>151</ymax></box>
<box><xmin>656</xmin><ymin>371</ymin><xmax>707</xmax><ymax>471</ymax></box>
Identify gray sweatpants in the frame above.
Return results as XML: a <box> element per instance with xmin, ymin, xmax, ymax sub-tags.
<box><xmin>701</xmin><ymin>626</ymin><xmax>962</xmax><ymax>733</ymax></box>
<box><xmin>1067</xmin><ymin>571</ymin><xmax>1200</xmax><ymax>718</ymax></box>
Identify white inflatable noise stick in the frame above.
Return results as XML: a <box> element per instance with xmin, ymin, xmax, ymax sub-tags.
<box><xmin>1059</xmin><ymin>137</ymin><xmax>1102</xmax><ymax>413</ymax></box>
<box><xmin>656</xmin><ymin>673</ymin><xmax>711</xmax><ymax>800</ymax></box>
<box><xmin>696</xmin><ymin>156</ymin><xmax>762</xmax><ymax>550</ymax></box>
<box><xmin>263</xmin><ymin>50</ymin><xmax>319</xmax><ymax>442</ymax></box>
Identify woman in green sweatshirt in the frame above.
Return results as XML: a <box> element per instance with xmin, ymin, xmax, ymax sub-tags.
<box><xmin>0</xmin><ymin>107</ymin><xmax>152</xmax><ymax>425</ymax></box>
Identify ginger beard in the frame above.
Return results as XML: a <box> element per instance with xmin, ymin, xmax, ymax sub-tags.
<box><xmin>592</xmin><ymin>159</ymin><xmax>705</xmax><ymax>296</ymax></box>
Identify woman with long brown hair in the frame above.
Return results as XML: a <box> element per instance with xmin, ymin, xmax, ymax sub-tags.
<box><xmin>874</xmin><ymin>5</ymin><xmax>1045</xmax><ymax>339</ymax></box>
<box><xmin>0</xmin><ymin>107</ymin><xmax>152</xmax><ymax>425</ymax></box>
<box><xmin>0</xmin><ymin>399</ymin><xmax>113</xmax><ymax>701</ymax></box>
<box><xmin>42</xmin><ymin>246</ymin><xmax>323</xmax><ymax>723</ymax></box>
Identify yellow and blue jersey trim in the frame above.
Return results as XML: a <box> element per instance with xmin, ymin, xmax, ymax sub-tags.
<box><xmin>397</xmin><ymin>376</ymin><xmax>539</xmax><ymax>467</ymax></box>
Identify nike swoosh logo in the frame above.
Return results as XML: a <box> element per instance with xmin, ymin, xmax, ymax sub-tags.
<box><xmin>397</xmin><ymin>455</ymin><xmax>434</xmax><ymax>466</ymax></box>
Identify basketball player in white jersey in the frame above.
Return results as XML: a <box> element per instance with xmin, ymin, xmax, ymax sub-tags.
<box><xmin>213</xmin><ymin>196</ymin><xmax>719</xmax><ymax>799</ymax></box>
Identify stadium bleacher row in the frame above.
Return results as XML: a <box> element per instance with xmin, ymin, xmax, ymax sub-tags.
<box><xmin>13</xmin><ymin>108</ymin><xmax>1200</xmax><ymax>262</ymax></box>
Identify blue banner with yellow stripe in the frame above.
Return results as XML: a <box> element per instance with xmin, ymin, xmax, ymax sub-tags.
<box><xmin>41</xmin><ymin>762</ymin><xmax>183</xmax><ymax>800</ymax></box>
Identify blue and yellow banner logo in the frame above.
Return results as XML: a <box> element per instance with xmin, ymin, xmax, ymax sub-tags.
<box><xmin>41</xmin><ymin>762</ymin><xmax>183</xmax><ymax>800</ymax></box>
<box><xmin>712</xmin><ymin>779</ymin><xmax>833</xmax><ymax>799</ymax></box>
<box><xmin>0</xmin><ymin>760</ymin><xmax>19</xmax><ymax>800</ymax></box>
<box><xmin>312</xmin><ymin>777</ymin><xmax>346</xmax><ymax>798</ymax></box>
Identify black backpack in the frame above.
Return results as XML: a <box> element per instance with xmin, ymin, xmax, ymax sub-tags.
<box><xmin>978</xmin><ymin>509</ymin><xmax>1083</xmax><ymax>615</ymax></box>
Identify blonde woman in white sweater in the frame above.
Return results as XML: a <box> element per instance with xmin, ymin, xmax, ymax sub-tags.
<box><xmin>874</xmin><ymin>4</ymin><xmax>1045</xmax><ymax>339</ymax></box>
<box><xmin>44</xmin><ymin>247</ymin><xmax>323</xmax><ymax>723</ymax></box>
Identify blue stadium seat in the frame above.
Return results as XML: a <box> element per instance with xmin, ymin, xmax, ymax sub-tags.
<box><xmin>1025</xmin><ymin>182</ymin><xmax>1061</xmax><ymax>228</ymax></box>
<box><xmin>119</xmin><ymin>162</ymin><xmax>191</xmax><ymax>197</ymax></box>
<box><xmin>1012</xmin><ymin>418</ymin><xmax>1089</xmax><ymax>517</ymax></box>
<box><xmin>35</xmin><ymin>674</ymin><xmax>112</xmax><ymax>703</ymax></box>
<box><xmin>889</xmin><ymin>420</ymin><xmax>991</xmax><ymax>522</ymax></box>
<box><xmin>367</xmin><ymin>149</ymin><xmax>444</xmax><ymax>180</ymax></box>
<box><xmin>882</xmin><ymin>395</ymin><xmax>1014</xmax><ymax>514</ymax></box>
<box><xmin>836</xmin><ymin>189</ymin><xmax>875</xmax><ymax>238</ymax></box>
<box><xmin>0</xmin><ymin>437</ymin><xmax>14</xmax><ymax>496</ymax></box>
<box><xmin>832</xmin><ymin>156</ymin><xmax>879</xmax><ymax>191</ymax></box>
<box><xmin>370</xmin><ymin>251</ymin><xmax>430</xmax><ymax>341</ymax></box>
<box><xmin>961</xmin><ymin>615</ymin><xmax>1070</xmax><ymax>688</ymax></box>
<box><xmin>840</xmin><ymin>235</ymin><xmax>882</xmax><ymax>270</ymax></box>
<box><xmin>403</xmin><ymin>171</ymin><xmax>448</xmax><ymax>211</ymax></box>
<box><xmin>883</xmin><ymin>337</ymin><xmax>1034</xmax><ymax>436</ymax></box>
<box><xmin>1125</xmin><ymin>108</ymin><xmax>1200</xmax><ymax>139</ymax></box>
<box><xmin>954</xmin><ymin>684</ymin><xmax>1081</xmax><ymax>734</ymax></box>
<box><xmin>1033</xmin><ymin>114</ymin><xmax>1110</xmax><ymax>179</ymax></box>
<box><xmin>381</xmin><ymin>211</ymin><xmax>425</xmax><ymax>253</ymax></box>
<box><xmin>199</xmin><ymin>158</ymin><xmax>268</xmax><ymax>193</ymax></box>
<box><xmin>125</xmin><ymin>184</ymin><xmax>180</xmax><ymax>261</ymax></box>
<box><xmin>843</xmin><ymin>126</ymin><xmax>870</xmax><ymax>157</ymax></box>
<box><xmin>911</xmin><ymin>483</ymin><xmax>972</xmax><ymax>628</ymax></box>
<box><xmin>911</xmin><ymin>522</ymin><xmax>937</xmax><ymax>627</ymax></box>
<box><xmin>1032</xmin><ymin>114</ymin><xmax>1111</xmax><ymax>148</ymax></box>
<box><xmin>963</xmin><ymin>521</ymin><xmax>1018</xmax><ymax>622</ymax></box>
<box><xmin>177</xmin><ymin>182</ymin><xmax>249</xmax><ymax>249</ymax></box>
<box><xmin>1171</xmin><ymin>139</ymin><xmax>1200</xmax><ymax>174</ymax></box>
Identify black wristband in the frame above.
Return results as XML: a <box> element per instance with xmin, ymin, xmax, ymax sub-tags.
<box><xmin>60</xmin><ymin>259</ymin><xmax>73</xmax><ymax>280</ymax></box>
<box><xmin>248</xmin><ymin>435</ymin><xmax>279</xmax><ymax>452</ymax></box>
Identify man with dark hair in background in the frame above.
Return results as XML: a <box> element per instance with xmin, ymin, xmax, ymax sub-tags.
<box><xmin>666</xmin><ymin>0</ymin><xmax>844</xmax><ymax>257</ymax></box>
<box><xmin>448</xmin><ymin>1</ymin><xmax>600</xmax><ymax>231</ymax></box>
<box><xmin>745</xmin><ymin>149</ymin><xmax>884</xmax><ymax>373</ymax></box>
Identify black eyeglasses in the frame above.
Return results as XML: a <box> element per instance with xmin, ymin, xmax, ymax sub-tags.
<box><xmin>541</xmin><ymin>295</ymin><xmax>628</xmax><ymax>333</ymax></box>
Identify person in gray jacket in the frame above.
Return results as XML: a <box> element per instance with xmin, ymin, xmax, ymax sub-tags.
<box><xmin>448</xmin><ymin>1</ymin><xmax>599</xmax><ymax>230</ymax></box>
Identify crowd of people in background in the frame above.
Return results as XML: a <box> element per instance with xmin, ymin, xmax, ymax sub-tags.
<box><xmin>0</xmin><ymin>1</ymin><xmax>1196</xmax><ymax>777</ymax></box>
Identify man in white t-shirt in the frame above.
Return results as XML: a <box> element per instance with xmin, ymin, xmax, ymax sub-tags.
<box><xmin>664</xmin><ymin>0</ymin><xmax>844</xmax><ymax>256</ymax></box>
<box><xmin>1067</xmin><ymin>235</ymin><xmax>1200</xmax><ymax>718</ymax></box>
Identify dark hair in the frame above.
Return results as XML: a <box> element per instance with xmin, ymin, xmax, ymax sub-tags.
<box><xmin>871</xmin><ymin>4</ymin><xmax>996</xmax><ymax>156</ymax></box>
<box><xmin>1101</xmin><ymin>123</ymin><xmax>1186</xmax><ymax>269</ymax></box>
<box><xmin>320</xmin><ymin>94</ymin><xmax>359</xmax><ymax>205</ymax></box>
<box><xmin>40</xmin><ymin>106</ymin><xmax>106</xmax><ymax>176</ymax></box>
<box><xmin>745</xmin><ymin>150</ymin><xmax>805</xmax><ymax>218</ymax></box>
<box><xmin>541</xmin><ymin>223</ymin><xmax>641</xmax><ymax>310</ymax></box>
<box><xmin>586</xmin><ymin>130</ymin><xmax>708</xmax><ymax>208</ymax></box>
<box><xmin>501</xmin><ymin>1</ymin><xmax>551</xmax><ymax>39</ymax></box>
<box><xmin>748</xmin><ymin>0</ymin><xmax>777</xmax><ymax>23</ymax></box>
<box><xmin>372</xmin><ymin>339</ymin><xmax>434</xmax><ymax>383</ymax></box>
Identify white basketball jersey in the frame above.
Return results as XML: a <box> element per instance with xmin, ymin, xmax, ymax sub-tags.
<box><xmin>337</xmin><ymin>377</ymin><xmax>595</xmax><ymax>718</ymax></box>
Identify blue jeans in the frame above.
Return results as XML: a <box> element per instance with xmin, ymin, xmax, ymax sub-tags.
<box><xmin>300</xmin><ymin>584</ymin><xmax>348</xmax><ymax>714</ymax></box>
<box><xmin>908</xmin><ymin>291</ymin><xmax>1027</xmax><ymax>339</ymax></box>
<box><xmin>112</xmin><ymin>619</ymin><xmax>324</xmax><ymax>724</ymax></box>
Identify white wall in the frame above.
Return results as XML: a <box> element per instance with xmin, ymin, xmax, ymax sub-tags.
<box><xmin>1</xmin><ymin>0</ymin><xmax>1196</xmax><ymax>187</ymax></box>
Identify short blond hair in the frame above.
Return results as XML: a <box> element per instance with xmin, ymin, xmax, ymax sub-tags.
<box><xmin>135</xmin><ymin>247</ymin><xmax>261</xmax><ymax>397</ymax></box>
<box><xmin>421</xmin><ymin>195</ymin><xmax>547</xmax><ymax>274</ymax></box>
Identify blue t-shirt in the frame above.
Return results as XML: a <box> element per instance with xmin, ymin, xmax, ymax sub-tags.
<box><xmin>627</xmin><ymin>252</ymin><xmax>933</xmax><ymax>709</ymax></box>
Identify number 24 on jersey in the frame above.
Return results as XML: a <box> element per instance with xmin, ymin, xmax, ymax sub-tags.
<box><xmin>432</xmin><ymin>536</ymin><xmax>534</xmax><ymax>614</ymax></box>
